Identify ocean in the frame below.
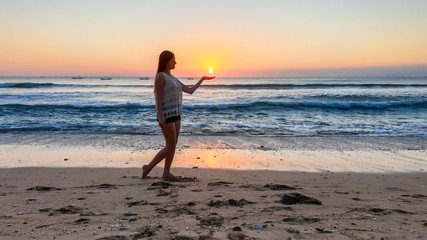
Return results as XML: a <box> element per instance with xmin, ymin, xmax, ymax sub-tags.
<box><xmin>1</xmin><ymin>76</ymin><xmax>426</xmax><ymax>137</ymax></box>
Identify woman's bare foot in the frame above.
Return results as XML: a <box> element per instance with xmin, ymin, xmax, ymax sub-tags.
<box><xmin>142</xmin><ymin>165</ymin><xmax>150</xmax><ymax>179</ymax></box>
<box><xmin>162</xmin><ymin>172</ymin><xmax>181</xmax><ymax>181</ymax></box>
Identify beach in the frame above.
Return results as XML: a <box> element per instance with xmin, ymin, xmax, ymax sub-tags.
<box><xmin>1</xmin><ymin>168</ymin><xmax>426</xmax><ymax>240</ymax></box>
<box><xmin>1</xmin><ymin>135</ymin><xmax>427</xmax><ymax>239</ymax></box>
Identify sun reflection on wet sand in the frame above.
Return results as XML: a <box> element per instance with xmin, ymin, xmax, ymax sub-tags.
<box><xmin>176</xmin><ymin>149</ymin><xmax>284</xmax><ymax>170</ymax></box>
<box><xmin>1</xmin><ymin>142</ymin><xmax>425</xmax><ymax>173</ymax></box>
<box><xmin>204</xmin><ymin>151</ymin><xmax>219</xmax><ymax>168</ymax></box>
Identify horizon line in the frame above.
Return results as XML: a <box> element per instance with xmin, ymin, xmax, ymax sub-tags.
<box><xmin>1</xmin><ymin>75</ymin><xmax>427</xmax><ymax>79</ymax></box>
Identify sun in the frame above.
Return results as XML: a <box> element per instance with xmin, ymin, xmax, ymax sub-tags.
<box><xmin>209</xmin><ymin>69</ymin><xmax>213</xmax><ymax>74</ymax></box>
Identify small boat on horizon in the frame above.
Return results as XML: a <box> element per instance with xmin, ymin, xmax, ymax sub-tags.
<box><xmin>187</xmin><ymin>77</ymin><xmax>194</xmax><ymax>80</ymax></box>
<box><xmin>100</xmin><ymin>77</ymin><xmax>112</xmax><ymax>80</ymax></box>
<box><xmin>72</xmin><ymin>76</ymin><xmax>83</xmax><ymax>79</ymax></box>
<box><xmin>139</xmin><ymin>77</ymin><xmax>149</xmax><ymax>80</ymax></box>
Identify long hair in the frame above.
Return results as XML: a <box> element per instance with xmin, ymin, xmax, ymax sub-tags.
<box><xmin>156</xmin><ymin>50</ymin><xmax>174</xmax><ymax>74</ymax></box>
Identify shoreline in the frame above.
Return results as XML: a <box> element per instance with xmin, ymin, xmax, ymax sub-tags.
<box><xmin>2</xmin><ymin>133</ymin><xmax>427</xmax><ymax>150</ymax></box>
<box><xmin>0</xmin><ymin>134</ymin><xmax>426</xmax><ymax>173</ymax></box>
<box><xmin>1</xmin><ymin>167</ymin><xmax>426</xmax><ymax>239</ymax></box>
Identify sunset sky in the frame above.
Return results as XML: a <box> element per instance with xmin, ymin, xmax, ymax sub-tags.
<box><xmin>1</xmin><ymin>0</ymin><xmax>427</xmax><ymax>77</ymax></box>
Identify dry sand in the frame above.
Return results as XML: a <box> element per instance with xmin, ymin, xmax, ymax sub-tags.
<box><xmin>1</xmin><ymin>167</ymin><xmax>426</xmax><ymax>240</ymax></box>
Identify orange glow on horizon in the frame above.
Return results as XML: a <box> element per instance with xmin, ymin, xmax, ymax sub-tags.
<box><xmin>1</xmin><ymin>23</ymin><xmax>426</xmax><ymax>77</ymax></box>
<box><xmin>1</xmin><ymin>1</ymin><xmax>427</xmax><ymax>77</ymax></box>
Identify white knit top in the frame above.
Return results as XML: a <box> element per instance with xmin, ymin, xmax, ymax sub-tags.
<box><xmin>157</xmin><ymin>72</ymin><xmax>182</xmax><ymax>118</ymax></box>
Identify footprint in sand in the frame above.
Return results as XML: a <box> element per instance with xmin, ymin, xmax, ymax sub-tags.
<box><xmin>280</xmin><ymin>193</ymin><xmax>322</xmax><ymax>205</ymax></box>
<box><xmin>198</xmin><ymin>215</ymin><xmax>224</xmax><ymax>227</ymax></box>
<box><xmin>264</xmin><ymin>184</ymin><xmax>297</xmax><ymax>190</ymax></box>
<box><xmin>208</xmin><ymin>198</ymin><xmax>255</xmax><ymax>207</ymax></box>
<box><xmin>26</xmin><ymin>186</ymin><xmax>62</xmax><ymax>191</ymax></box>
<box><xmin>207</xmin><ymin>181</ymin><xmax>233</xmax><ymax>186</ymax></box>
<box><xmin>48</xmin><ymin>205</ymin><xmax>83</xmax><ymax>216</ymax></box>
<box><xmin>74</xmin><ymin>218</ymin><xmax>90</xmax><ymax>224</ymax></box>
<box><xmin>282</xmin><ymin>217</ymin><xmax>321</xmax><ymax>225</ymax></box>
<box><xmin>147</xmin><ymin>181</ymin><xmax>172</xmax><ymax>190</ymax></box>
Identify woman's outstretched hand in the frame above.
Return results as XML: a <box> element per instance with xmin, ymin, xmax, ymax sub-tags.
<box><xmin>201</xmin><ymin>76</ymin><xmax>216</xmax><ymax>81</ymax></box>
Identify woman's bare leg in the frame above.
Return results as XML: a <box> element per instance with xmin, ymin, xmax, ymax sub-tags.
<box><xmin>142</xmin><ymin>123</ymin><xmax>177</xmax><ymax>178</ymax></box>
<box><xmin>174</xmin><ymin>120</ymin><xmax>181</xmax><ymax>144</ymax></box>
<box><xmin>162</xmin><ymin>120</ymin><xmax>182</xmax><ymax>179</ymax></box>
<box><xmin>162</xmin><ymin>121</ymin><xmax>179</xmax><ymax>178</ymax></box>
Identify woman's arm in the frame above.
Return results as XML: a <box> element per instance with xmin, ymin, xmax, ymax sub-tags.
<box><xmin>154</xmin><ymin>73</ymin><xmax>166</xmax><ymax>128</ymax></box>
<box><xmin>181</xmin><ymin>76</ymin><xmax>215</xmax><ymax>94</ymax></box>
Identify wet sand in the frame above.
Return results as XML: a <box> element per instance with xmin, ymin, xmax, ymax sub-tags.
<box><xmin>1</xmin><ymin>167</ymin><xmax>426</xmax><ymax>239</ymax></box>
<box><xmin>0</xmin><ymin>134</ymin><xmax>426</xmax><ymax>173</ymax></box>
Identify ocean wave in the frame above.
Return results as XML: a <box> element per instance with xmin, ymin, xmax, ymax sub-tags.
<box><xmin>184</xmin><ymin>100</ymin><xmax>427</xmax><ymax>110</ymax></box>
<box><xmin>2</xmin><ymin>82</ymin><xmax>427</xmax><ymax>90</ymax></box>
<box><xmin>1</xmin><ymin>126</ymin><xmax>426</xmax><ymax>137</ymax></box>
<box><xmin>2</xmin><ymin>100</ymin><xmax>425</xmax><ymax>111</ymax></box>
<box><xmin>0</xmin><ymin>126</ymin><xmax>62</xmax><ymax>133</ymax></box>
<box><xmin>0</xmin><ymin>82</ymin><xmax>152</xmax><ymax>89</ymax></box>
<box><xmin>0</xmin><ymin>82</ymin><xmax>58</xmax><ymax>88</ymax></box>
<box><xmin>0</xmin><ymin>102</ymin><xmax>153</xmax><ymax>110</ymax></box>
<box><xmin>201</xmin><ymin>83</ymin><xmax>427</xmax><ymax>90</ymax></box>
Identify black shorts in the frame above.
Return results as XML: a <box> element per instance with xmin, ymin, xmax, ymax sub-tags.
<box><xmin>158</xmin><ymin>115</ymin><xmax>181</xmax><ymax>124</ymax></box>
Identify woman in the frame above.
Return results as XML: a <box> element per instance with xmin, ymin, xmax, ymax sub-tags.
<box><xmin>142</xmin><ymin>50</ymin><xmax>215</xmax><ymax>180</ymax></box>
